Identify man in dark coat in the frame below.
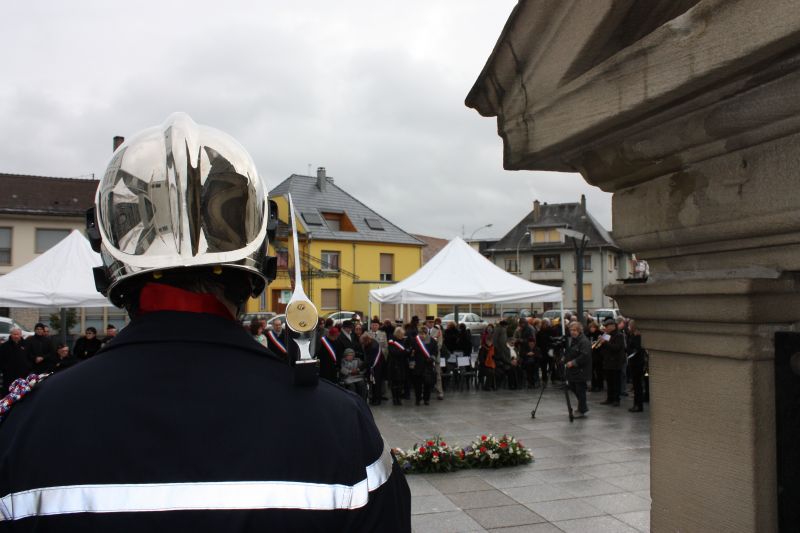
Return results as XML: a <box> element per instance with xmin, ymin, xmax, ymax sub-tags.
<box><xmin>316</xmin><ymin>326</ymin><xmax>343</xmax><ymax>383</ymax></box>
<box><xmin>73</xmin><ymin>327</ymin><xmax>103</xmax><ymax>360</ymax></box>
<box><xmin>265</xmin><ymin>317</ymin><xmax>297</xmax><ymax>364</ymax></box>
<box><xmin>23</xmin><ymin>323</ymin><xmax>56</xmax><ymax>374</ymax></box>
<box><xmin>0</xmin><ymin>328</ymin><xmax>30</xmax><ymax>391</ymax></box>
<box><xmin>53</xmin><ymin>343</ymin><xmax>78</xmax><ymax>372</ymax></box>
<box><xmin>565</xmin><ymin>322</ymin><xmax>592</xmax><ymax>417</ymax></box>
<box><xmin>598</xmin><ymin>318</ymin><xmax>626</xmax><ymax>406</ymax></box>
<box><xmin>337</xmin><ymin>320</ymin><xmax>357</xmax><ymax>354</ymax></box>
<box><xmin>360</xmin><ymin>333</ymin><xmax>384</xmax><ymax>406</ymax></box>
<box><xmin>0</xmin><ymin>114</ymin><xmax>410</xmax><ymax>531</ymax></box>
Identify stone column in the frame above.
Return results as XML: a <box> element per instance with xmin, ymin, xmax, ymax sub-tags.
<box><xmin>466</xmin><ymin>0</ymin><xmax>800</xmax><ymax>530</ymax></box>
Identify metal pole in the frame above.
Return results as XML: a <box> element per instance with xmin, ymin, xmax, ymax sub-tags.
<box><xmin>60</xmin><ymin>308</ymin><xmax>67</xmax><ymax>345</ymax></box>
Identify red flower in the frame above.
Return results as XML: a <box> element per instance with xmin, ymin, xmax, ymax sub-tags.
<box><xmin>481</xmin><ymin>435</ymin><xmax>487</xmax><ymax>441</ymax></box>
<box><xmin>419</xmin><ymin>447</ymin><xmax>426</xmax><ymax>453</ymax></box>
<box><xmin>459</xmin><ymin>451</ymin><xmax>465</xmax><ymax>459</ymax></box>
<box><xmin>480</xmin><ymin>446</ymin><xmax>487</xmax><ymax>453</ymax></box>
<box><xmin>432</xmin><ymin>452</ymin><xmax>439</xmax><ymax>458</ymax></box>
<box><xmin>500</xmin><ymin>442</ymin><xmax>508</xmax><ymax>449</ymax></box>
<box><xmin>427</xmin><ymin>440</ymin><xmax>434</xmax><ymax>446</ymax></box>
<box><xmin>518</xmin><ymin>442</ymin><xmax>524</xmax><ymax>449</ymax></box>
<box><xmin>440</xmin><ymin>441</ymin><xmax>446</xmax><ymax>447</ymax></box>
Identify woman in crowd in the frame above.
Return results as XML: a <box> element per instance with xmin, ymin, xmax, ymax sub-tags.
<box><xmin>443</xmin><ymin>322</ymin><xmax>459</xmax><ymax>354</ymax></box>
<box><xmin>564</xmin><ymin>321</ymin><xmax>592</xmax><ymax>418</ymax></box>
<box><xmin>458</xmin><ymin>323</ymin><xmax>472</xmax><ymax>358</ymax></box>
<box><xmin>250</xmin><ymin>321</ymin><xmax>267</xmax><ymax>347</ymax></box>
<box><xmin>353</xmin><ymin>322</ymin><xmax>366</xmax><ymax>360</ymax></box>
<box><xmin>387</xmin><ymin>327</ymin><xmax>409</xmax><ymax>406</ymax></box>
<box><xmin>478</xmin><ymin>334</ymin><xmax>497</xmax><ymax>390</ymax></box>
<box><xmin>627</xmin><ymin>319</ymin><xmax>646</xmax><ymax>412</ymax></box>
<box><xmin>587</xmin><ymin>320</ymin><xmax>604</xmax><ymax>392</ymax></box>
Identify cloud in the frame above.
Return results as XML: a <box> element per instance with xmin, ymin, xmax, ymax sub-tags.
<box><xmin>0</xmin><ymin>0</ymin><xmax>612</xmax><ymax>242</ymax></box>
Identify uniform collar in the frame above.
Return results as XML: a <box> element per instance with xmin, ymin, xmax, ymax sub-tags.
<box><xmin>102</xmin><ymin>311</ymin><xmax>282</xmax><ymax>361</ymax></box>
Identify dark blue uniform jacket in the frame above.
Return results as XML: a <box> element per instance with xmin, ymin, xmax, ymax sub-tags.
<box><xmin>0</xmin><ymin>311</ymin><xmax>410</xmax><ymax>532</ymax></box>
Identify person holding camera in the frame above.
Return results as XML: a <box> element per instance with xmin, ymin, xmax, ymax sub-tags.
<box><xmin>597</xmin><ymin>318</ymin><xmax>626</xmax><ymax>406</ymax></box>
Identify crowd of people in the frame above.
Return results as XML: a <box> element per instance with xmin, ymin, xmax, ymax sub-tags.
<box><xmin>246</xmin><ymin>311</ymin><xmax>649</xmax><ymax>416</ymax></box>
<box><xmin>0</xmin><ymin>323</ymin><xmax>118</xmax><ymax>391</ymax></box>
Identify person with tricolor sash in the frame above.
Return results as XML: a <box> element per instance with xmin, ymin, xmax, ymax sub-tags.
<box><xmin>409</xmin><ymin>326</ymin><xmax>437</xmax><ymax>405</ymax></box>
<box><xmin>360</xmin><ymin>333</ymin><xmax>385</xmax><ymax>406</ymax></box>
<box><xmin>387</xmin><ymin>327</ymin><xmax>409</xmax><ymax>406</ymax></box>
<box><xmin>316</xmin><ymin>326</ymin><xmax>343</xmax><ymax>382</ymax></box>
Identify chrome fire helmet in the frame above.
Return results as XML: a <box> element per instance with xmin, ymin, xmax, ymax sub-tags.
<box><xmin>88</xmin><ymin>113</ymin><xmax>277</xmax><ymax>308</ymax></box>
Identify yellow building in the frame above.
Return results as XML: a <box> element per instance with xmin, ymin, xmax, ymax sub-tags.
<box><xmin>247</xmin><ymin>168</ymin><xmax>427</xmax><ymax>321</ymax></box>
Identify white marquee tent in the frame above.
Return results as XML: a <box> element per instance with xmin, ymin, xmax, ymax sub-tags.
<box><xmin>369</xmin><ymin>236</ymin><xmax>562</xmax><ymax>306</ymax></box>
<box><xmin>0</xmin><ymin>229</ymin><xmax>111</xmax><ymax>308</ymax></box>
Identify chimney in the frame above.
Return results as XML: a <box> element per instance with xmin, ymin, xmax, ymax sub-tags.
<box><xmin>317</xmin><ymin>166</ymin><xmax>327</xmax><ymax>192</ymax></box>
<box><xmin>533</xmin><ymin>199</ymin><xmax>541</xmax><ymax>221</ymax></box>
<box><xmin>113</xmin><ymin>136</ymin><xmax>125</xmax><ymax>152</ymax></box>
<box><xmin>580</xmin><ymin>194</ymin><xmax>587</xmax><ymax>212</ymax></box>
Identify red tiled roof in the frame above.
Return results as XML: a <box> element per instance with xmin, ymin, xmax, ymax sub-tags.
<box><xmin>0</xmin><ymin>173</ymin><xmax>98</xmax><ymax>217</ymax></box>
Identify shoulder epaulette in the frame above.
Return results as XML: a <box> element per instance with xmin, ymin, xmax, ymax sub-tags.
<box><xmin>0</xmin><ymin>373</ymin><xmax>50</xmax><ymax>423</ymax></box>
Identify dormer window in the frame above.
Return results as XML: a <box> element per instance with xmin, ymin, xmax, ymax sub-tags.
<box><xmin>322</xmin><ymin>212</ymin><xmax>357</xmax><ymax>232</ymax></box>
<box><xmin>531</xmin><ymin>228</ymin><xmax>563</xmax><ymax>244</ymax></box>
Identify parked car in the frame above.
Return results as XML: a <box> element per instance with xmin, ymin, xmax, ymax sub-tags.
<box><xmin>501</xmin><ymin>309</ymin><xmax>534</xmax><ymax>321</ymax></box>
<box><xmin>324</xmin><ymin>311</ymin><xmax>362</xmax><ymax>325</ymax></box>
<box><xmin>593</xmin><ymin>308</ymin><xmax>623</xmax><ymax>323</ymax></box>
<box><xmin>541</xmin><ymin>309</ymin><xmax>574</xmax><ymax>322</ymax></box>
<box><xmin>439</xmin><ymin>312</ymin><xmax>489</xmax><ymax>333</ymax></box>
<box><xmin>0</xmin><ymin>317</ymin><xmax>34</xmax><ymax>343</ymax></box>
<box><xmin>239</xmin><ymin>312</ymin><xmax>276</xmax><ymax>329</ymax></box>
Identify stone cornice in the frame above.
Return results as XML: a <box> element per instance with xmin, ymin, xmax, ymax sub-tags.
<box><xmin>467</xmin><ymin>0</ymin><xmax>800</xmax><ymax>189</ymax></box>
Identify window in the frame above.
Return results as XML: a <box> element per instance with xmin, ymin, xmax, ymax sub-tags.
<box><xmin>301</xmin><ymin>212</ymin><xmax>324</xmax><ymax>226</ymax></box>
<box><xmin>532</xmin><ymin>228</ymin><xmax>563</xmax><ymax>244</ymax></box>
<box><xmin>574</xmin><ymin>254</ymin><xmax>592</xmax><ymax>271</ymax></box>
<box><xmin>608</xmin><ymin>253</ymin><xmax>614</xmax><ymax>272</ymax></box>
<box><xmin>0</xmin><ymin>228</ymin><xmax>10</xmax><ymax>265</ymax></box>
<box><xmin>574</xmin><ymin>283</ymin><xmax>593</xmax><ymax>301</ymax></box>
<box><xmin>321</xmin><ymin>289</ymin><xmax>340</xmax><ymax>310</ymax></box>
<box><xmin>321</xmin><ymin>212</ymin><xmax>356</xmax><ymax>232</ymax></box>
<box><xmin>320</xmin><ymin>251</ymin><xmax>340</xmax><ymax>271</ymax></box>
<box><xmin>504</xmin><ymin>258</ymin><xmax>518</xmax><ymax>273</ymax></box>
<box><xmin>534</xmin><ymin>254</ymin><xmax>561</xmax><ymax>270</ymax></box>
<box><xmin>276</xmin><ymin>249</ymin><xmax>289</xmax><ymax>269</ymax></box>
<box><xmin>613</xmin><ymin>255</ymin><xmax>619</xmax><ymax>270</ymax></box>
<box><xmin>35</xmin><ymin>229</ymin><xmax>70</xmax><ymax>254</ymax></box>
<box><xmin>365</xmin><ymin>218</ymin><xmax>384</xmax><ymax>230</ymax></box>
<box><xmin>380</xmin><ymin>253</ymin><xmax>394</xmax><ymax>281</ymax></box>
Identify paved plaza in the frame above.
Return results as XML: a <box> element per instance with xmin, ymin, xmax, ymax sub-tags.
<box><xmin>372</xmin><ymin>385</ymin><xmax>651</xmax><ymax>533</ymax></box>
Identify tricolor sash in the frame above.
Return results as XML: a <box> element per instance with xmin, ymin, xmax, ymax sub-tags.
<box><xmin>414</xmin><ymin>336</ymin><xmax>432</xmax><ymax>360</ymax></box>
<box><xmin>370</xmin><ymin>346</ymin><xmax>382</xmax><ymax>369</ymax></box>
<box><xmin>267</xmin><ymin>330</ymin><xmax>287</xmax><ymax>354</ymax></box>
<box><xmin>388</xmin><ymin>340</ymin><xmax>405</xmax><ymax>351</ymax></box>
<box><xmin>320</xmin><ymin>337</ymin><xmax>337</xmax><ymax>363</ymax></box>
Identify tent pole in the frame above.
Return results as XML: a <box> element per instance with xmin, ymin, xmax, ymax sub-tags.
<box><xmin>559</xmin><ymin>300</ymin><xmax>565</xmax><ymax>337</ymax></box>
<box><xmin>60</xmin><ymin>308</ymin><xmax>67</xmax><ymax>345</ymax></box>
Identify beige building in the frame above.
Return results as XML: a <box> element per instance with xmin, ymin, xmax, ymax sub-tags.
<box><xmin>0</xmin><ymin>173</ymin><xmax>127</xmax><ymax>332</ymax></box>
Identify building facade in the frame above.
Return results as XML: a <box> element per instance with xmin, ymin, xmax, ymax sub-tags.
<box><xmin>247</xmin><ymin>168</ymin><xmax>427</xmax><ymax>321</ymax></box>
<box><xmin>0</xmin><ymin>173</ymin><xmax>128</xmax><ymax>331</ymax></box>
<box><xmin>487</xmin><ymin>196</ymin><xmax>631</xmax><ymax>313</ymax></box>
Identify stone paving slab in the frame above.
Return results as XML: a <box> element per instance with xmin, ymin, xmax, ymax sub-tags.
<box><xmin>372</xmin><ymin>385</ymin><xmax>651</xmax><ymax>532</ymax></box>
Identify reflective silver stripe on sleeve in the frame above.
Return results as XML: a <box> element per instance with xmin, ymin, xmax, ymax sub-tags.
<box><xmin>366</xmin><ymin>439</ymin><xmax>393</xmax><ymax>492</ymax></box>
<box><xmin>0</xmin><ymin>448</ymin><xmax>395</xmax><ymax>521</ymax></box>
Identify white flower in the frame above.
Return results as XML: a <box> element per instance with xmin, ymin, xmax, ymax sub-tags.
<box><xmin>432</xmin><ymin>456</ymin><xmax>439</xmax><ymax>463</ymax></box>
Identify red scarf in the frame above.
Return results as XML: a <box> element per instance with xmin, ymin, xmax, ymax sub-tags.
<box><xmin>137</xmin><ymin>283</ymin><xmax>235</xmax><ymax>321</ymax></box>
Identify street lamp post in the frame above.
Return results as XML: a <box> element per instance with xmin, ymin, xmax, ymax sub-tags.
<box><xmin>516</xmin><ymin>231</ymin><xmax>531</xmax><ymax>277</ymax></box>
<box><xmin>557</xmin><ymin>228</ymin><xmax>589</xmax><ymax>325</ymax></box>
<box><xmin>468</xmin><ymin>223</ymin><xmax>493</xmax><ymax>241</ymax></box>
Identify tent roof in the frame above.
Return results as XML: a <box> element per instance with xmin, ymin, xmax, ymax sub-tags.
<box><xmin>0</xmin><ymin>230</ymin><xmax>112</xmax><ymax>307</ymax></box>
<box><xmin>369</xmin><ymin>236</ymin><xmax>562</xmax><ymax>305</ymax></box>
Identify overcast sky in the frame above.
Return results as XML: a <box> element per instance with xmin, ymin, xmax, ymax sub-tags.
<box><xmin>0</xmin><ymin>1</ymin><xmax>612</xmax><ymax>241</ymax></box>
